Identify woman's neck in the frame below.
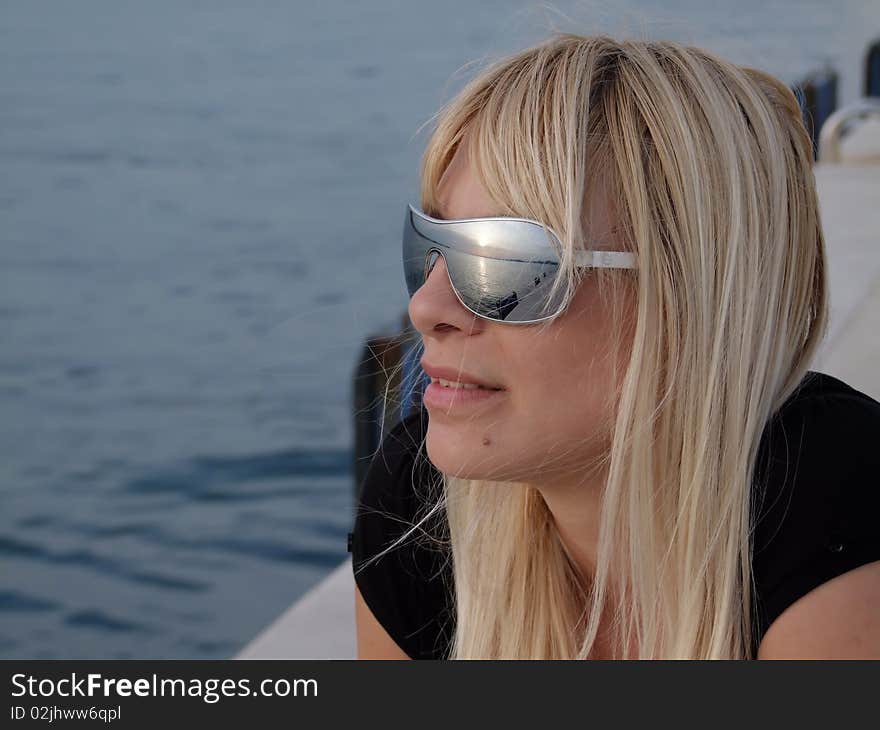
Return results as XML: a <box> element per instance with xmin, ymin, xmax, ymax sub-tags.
<box><xmin>534</xmin><ymin>467</ymin><xmax>606</xmax><ymax>588</ymax></box>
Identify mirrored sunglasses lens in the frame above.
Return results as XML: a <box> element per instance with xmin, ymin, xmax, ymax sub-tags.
<box><xmin>402</xmin><ymin>207</ymin><xmax>568</xmax><ymax>323</ymax></box>
<box><xmin>404</xmin><ymin>244</ymin><xmax>565</xmax><ymax>322</ymax></box>
<box><xmin>443</xmin><ymin>248</ymin><xmax>565</xmax><ymax>322</ymax></box>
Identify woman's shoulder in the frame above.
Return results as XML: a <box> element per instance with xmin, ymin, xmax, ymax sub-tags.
<box><xmin>774</xmin><ymin>369</ymin><xmax>880</xmax><ymax>414</ymax></box>
<box><xmin>753</xmin><ymin>370</ymin><xmax>880</xmax><ymax>509</ymax></box>
<box><xmin>751</xmin><ymin>370</ymin><xmax>880</xmax><ymax>644</ymax></box>
<box><xmin>349</xmin><ymin>408</ymin><xmax>453</xmax><ymax>660</ymax></box>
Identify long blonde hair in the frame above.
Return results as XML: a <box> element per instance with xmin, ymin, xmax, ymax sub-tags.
<box><xmin>368</xmin><ymin>32</ymin><xmax>828</xmax><ymax>659</ymax></box>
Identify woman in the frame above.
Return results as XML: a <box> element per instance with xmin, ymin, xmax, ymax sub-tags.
<box><xmin>350</xmin><ymin>33</ymin><xmax>880</xmax><ymax>659</ymax></box>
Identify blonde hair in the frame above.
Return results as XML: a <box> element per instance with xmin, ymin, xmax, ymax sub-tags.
<box><xmin>363</xmin><ymin>32</ymin><xmax>828</xmax><ymax>659</ymax></box>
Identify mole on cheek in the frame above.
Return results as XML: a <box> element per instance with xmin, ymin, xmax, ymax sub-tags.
<box><xmin>482</xmin><ymin>435</ymin><xmax>491</xmax><ymax>446</ymax></box>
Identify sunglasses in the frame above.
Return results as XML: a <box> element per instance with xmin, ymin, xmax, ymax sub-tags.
<box><xmin>403</xmin><ymin>204</ymin><xmax>638</xmax><ymax>324</ymax></box>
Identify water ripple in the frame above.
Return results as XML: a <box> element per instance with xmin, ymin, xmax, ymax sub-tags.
<box><xmin>124</xmin><ymin>446</ymin><xmax>350</xmax><ymax>502</ymax></box>
<box><xmin>65</xmin><ymin>609</ymin><xmax>155</xmax><ymax>634</ymax></box>
<box><xmin>0</xmin><ymin>535</ymin><xmax>209</xmax><ymax>593</ymax></box>
<box><xmin>11</xmin><ymin>518</ymin><xmax>343</xmax><ymax>571</ymax></box>
<box><xmin>0</xmin><ymin>591</ymin><xmax>59</xmax><ymax>613</ymax></box>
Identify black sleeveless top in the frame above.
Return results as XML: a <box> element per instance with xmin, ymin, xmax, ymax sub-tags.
<box><xmin>349</xmin><ymin>370</ymin><xmax>880</xmax><ymax>659</ymax></box>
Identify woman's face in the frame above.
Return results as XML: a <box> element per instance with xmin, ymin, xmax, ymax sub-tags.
<box><xmin>409</xmin><ymin>137</ymin><xmax>636</xmax><ymax>486</ymax></box>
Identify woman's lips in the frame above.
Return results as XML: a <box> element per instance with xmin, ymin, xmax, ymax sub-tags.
<box><xmin>422</xmin><ymin>381</ymin><xmax>507</xmax><ymax>412</ymax></box>
<box><xmin>420</xmin><ymin>360</ymin><xmax>504</xmax><ymax>389</ymax></box>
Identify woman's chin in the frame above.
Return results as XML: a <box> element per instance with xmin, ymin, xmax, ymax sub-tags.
<box><xmin>424</xmin><ymin>431</ymin><xmax>513</xmax><ymax>482</ymax></box>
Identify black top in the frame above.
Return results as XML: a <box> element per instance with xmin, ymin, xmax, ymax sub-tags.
<box><xmin>349</xmin><ymin>370</ymin><xmax>880</xmax><ymax>659</ymax></box>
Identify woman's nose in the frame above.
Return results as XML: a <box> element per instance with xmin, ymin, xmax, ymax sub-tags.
<box><xmin>408</xmin><ymin>252</ymin><xmax>484</xmax><ymax>336</ymax></box>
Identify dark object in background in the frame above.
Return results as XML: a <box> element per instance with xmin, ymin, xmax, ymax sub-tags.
<box><xmin>793</xmin><ymin>66</ymin><xmax>839</xmax><ymax>160</ymax></box>
<box><xmin>866</xmin><ymin>38</ymin><xmax>880</xmax><ymax>97</ymax></box>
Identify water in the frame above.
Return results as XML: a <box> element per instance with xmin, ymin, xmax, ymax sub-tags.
<box><xmin>1</xmin><ymin>0</ymin><xmax>877</xmax><ymax>658</ymax></box>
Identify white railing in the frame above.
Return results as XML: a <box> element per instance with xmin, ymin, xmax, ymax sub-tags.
<box><xmin>818</xmin><ymin>97</ymin><xmax>880</xmax><ymax>164</ymax></box>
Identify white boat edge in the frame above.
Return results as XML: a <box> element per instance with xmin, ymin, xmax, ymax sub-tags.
<box><xmin>235</xmin><ymin>559</ymin><xmax>356</xmax><ymax>660</ymax></box>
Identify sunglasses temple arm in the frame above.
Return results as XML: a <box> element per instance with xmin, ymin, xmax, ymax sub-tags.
<box><xmin>574</xmin><ymin>250</ymin><xmax>638</xmax><ymax>269</ymax></box>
